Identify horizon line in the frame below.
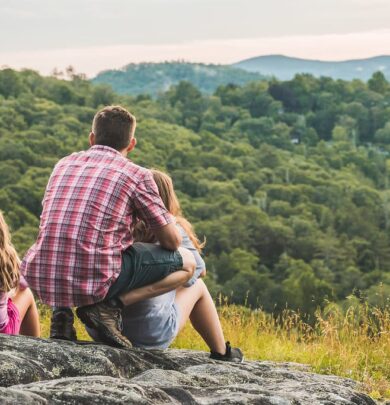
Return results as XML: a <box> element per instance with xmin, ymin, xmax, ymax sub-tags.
<box><xmin>1</xmin><ymin>29</ymin><xmax>390</xmax><ymax>77</ymax></box>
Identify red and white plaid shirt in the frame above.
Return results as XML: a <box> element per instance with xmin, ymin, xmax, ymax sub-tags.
<box><xmin>21</xmin><ymin>145</ymin><xmax>173</xmax><ymax>307</ymax></box>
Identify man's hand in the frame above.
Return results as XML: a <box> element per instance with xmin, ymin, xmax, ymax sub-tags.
<box><xmin>153</xmin><ymin>223</ymin><xmax>182</xmax><ymax>251</ymax></box>
<box><xmin>199</xmin><ymin>269</ymin><xmax>207</xmax><ymax>278</ymax></box>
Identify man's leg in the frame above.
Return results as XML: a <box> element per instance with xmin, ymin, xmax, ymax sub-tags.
<box><xmin>77</xmin><ymin>244</ymin><xmax>195</xmax><ymax>349</ymax></box>
<box><xmin>119</xmin><ymin>247</ymin><xmax>195</xmax><ymax>306</ymax></box>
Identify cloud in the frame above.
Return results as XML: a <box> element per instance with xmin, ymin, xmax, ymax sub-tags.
<box><xmin>0</xmin><ymin>6</ymin><xmax>38</xmax><ymax>19</ymax></box>
<box><xmin>347</xmin><ymin>0</ymin><xmax>388</xmax><ymax>4</ymax></box>
<box><xmin>1</xmin><ymin>29</ymin><xmax>390</xmax><ymax>77</ymax></box>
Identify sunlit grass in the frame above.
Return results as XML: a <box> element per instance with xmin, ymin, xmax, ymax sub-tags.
<box><xmin>39</xmin><ymin>301</ymin><xmax>390</xmax><ymax>401</ymax></box>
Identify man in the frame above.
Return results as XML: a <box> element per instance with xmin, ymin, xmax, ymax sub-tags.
<box><xmin>21</xmin><ymin>105</ymin><xmax>195</xmax><ymax>348</ymax></box>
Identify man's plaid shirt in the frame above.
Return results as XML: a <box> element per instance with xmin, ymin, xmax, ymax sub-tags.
<box><xmin>21</xmin><ymin>145</ymin><xmax>173</xmax><ymax>307</ymax></box>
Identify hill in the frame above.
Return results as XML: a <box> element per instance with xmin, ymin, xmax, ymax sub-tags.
<box><xmin>1</xmin><ymin>68</ymin><xmax>390</xmax><ymax>315</ymax></box>
<box><xmin>234</xmin><ymin>54</ymin><xmax>390</xmax><ymax>81</ymax></box>
<box><xmin>92</xmin><ymin>62</ymin><xmax>265</xmax><ymax>96</ymax></box>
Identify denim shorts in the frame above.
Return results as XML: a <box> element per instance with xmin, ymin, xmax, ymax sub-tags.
<box><xmin>106</xmin><ymin>242</ymin><xmax>183</xmax><ymax>300</ymax></box>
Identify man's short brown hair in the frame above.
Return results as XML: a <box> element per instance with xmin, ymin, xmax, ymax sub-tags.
<box><xmin>92</xmin><ymin>106</ymin><xmax>136</xmax><ymax>151</ymax></box>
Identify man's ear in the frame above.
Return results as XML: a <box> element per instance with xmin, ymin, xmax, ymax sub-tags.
<box><xmin>127</xmin><ymin>137</ymin><xmax>137</xmax><ymax>153</ymax></box>
<box><xmin>89</xmin><ymin>132</ymin><xmax>96</xmax><ymax>146</ymax></box>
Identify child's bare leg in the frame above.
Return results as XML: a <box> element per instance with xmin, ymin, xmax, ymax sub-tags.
<box><xmin>12</xmin><ymin>288</ymin><xmax>40</xmax><ymax>337</ymax></box>
<box><xmin>175</xmin><ymin>279</ymin><xmax>226</xmax><ymax>354</ymax></box>
<box><xmin>119</xmin><ymin>247</ymin><xmax>195</xmax><ymax>306</ymax></box>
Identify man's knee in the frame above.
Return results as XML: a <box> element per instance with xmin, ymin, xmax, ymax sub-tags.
<box><xmin>178</xmin><ymin>247</ymin><xmax>196</xmax><ymax>279</ymax></box>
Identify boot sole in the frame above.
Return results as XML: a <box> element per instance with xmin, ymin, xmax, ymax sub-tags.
<box><xmin>210</xmin><ymin>356</ymin><xmax>244</xmax><ymax>363</ymax></box>
<box><xmin>210</xmin><ymin>349</ymin><xmax>244</xmax><ymax>363</ymax></box>
<box><xmin>50</xmin><ymin>335</ymin><xmax>77</xmax><ymax>342</ymax></box>
<box><xmin>76</xmin><ymin>307</ymin><xmax>132</xmax><ymax>349</ymax></box>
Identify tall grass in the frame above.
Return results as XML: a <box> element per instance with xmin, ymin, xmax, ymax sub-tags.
<box><xmin>174</xmin><ymin>300</ymin><xmax>390</xmax><ymax>401</ymax></box>
<box><xmin>39</xmin><ymin>301</ymin><xmax>390</xmax><ymax>401</ymax></box>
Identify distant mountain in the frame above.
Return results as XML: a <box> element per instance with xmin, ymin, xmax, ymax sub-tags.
<box><xmin>92</xmin><ymin>57</ymin><xmax>390</xmax><ymax>96</ymax></box>
<box><xmin>92</xmin><ymin>62</ymin><xmax>265</xmax><ymax>97</ymax></box>
<box><xmin>233</xmin><ymin>55</ymin><xmax>390</xmax><ymax>81</ymax></box>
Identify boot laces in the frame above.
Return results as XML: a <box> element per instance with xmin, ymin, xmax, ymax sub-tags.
<box><xmin>113</xmin><ymin>308</ymin><xmax>123</xmax><ymax>332</ymax></box>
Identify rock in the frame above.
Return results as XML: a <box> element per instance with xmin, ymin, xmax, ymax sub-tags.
<box><xmin>0</xmin><ymin>334</ymin><xmax>376</xmax><ymax>404</ymax></box>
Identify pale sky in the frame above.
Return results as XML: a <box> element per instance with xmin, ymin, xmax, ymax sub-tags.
<box><xmin>1</xmin><ymin>0</ymin><xmax>390</xmax><ymax>77</ymax></box>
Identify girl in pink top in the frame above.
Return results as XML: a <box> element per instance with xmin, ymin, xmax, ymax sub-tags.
<box><xmin>0</xmin><ymin>212</ymin><xmax>40</xmax><ymax>336</ymax></box>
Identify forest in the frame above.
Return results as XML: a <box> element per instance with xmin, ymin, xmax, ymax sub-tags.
<box><xmin>92</xmin><ymin>62</ymin><xmax>265</xmax><ymax>96</ymax></box>
<box><xmin>1</xmin><ymin>67</ymin><xmax>390</xmax><ymax>317</ymax></box>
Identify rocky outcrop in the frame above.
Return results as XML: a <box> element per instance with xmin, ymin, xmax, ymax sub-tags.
<box><xmin>0</xmin><ymin>334</ymin><xmax>375</xmax><ymax>404</ymax></box>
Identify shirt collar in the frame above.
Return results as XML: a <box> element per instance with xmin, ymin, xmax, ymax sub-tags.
<box><xmin>89</xmin><ymin>145</ymin><xmax>122</xmax><ymax>156</ymax></box>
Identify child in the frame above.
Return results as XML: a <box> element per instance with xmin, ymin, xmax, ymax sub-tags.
<box><xmin>119</xmin><ymin>170</ymin><xmax>243</xmax><ymax>362</ymax></box>
<box><xmin>0</xmin><ymin>212</ymin><xmax>40</xmax><ymax>336</ymax></box>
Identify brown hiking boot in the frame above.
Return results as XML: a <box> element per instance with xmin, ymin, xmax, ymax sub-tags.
<box><xmin>50</xmin><ymin>307</ymin><xmax>77</xmax><ymax>341</ymax></box>
<box><xmin>76</xmin><ymin>301</ymin><xmax>132</xmax><ymax>349</ymax></box>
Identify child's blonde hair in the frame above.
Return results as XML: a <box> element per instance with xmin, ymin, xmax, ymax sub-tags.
<box><xmin>135</xmin><ymin>169</ymin><xmax>205</xmax><ymax>252</ymax></box>
<box><xmin>0</xmin><ymin>212</ymin><xmax>20</xmax><ymax>292</ymax></box>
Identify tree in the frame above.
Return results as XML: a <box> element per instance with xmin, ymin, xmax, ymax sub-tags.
<box><xmin>89</xmin><ymin>85</ymin><xmax>115</xmax><ymax>107</ymax></box>
<box><xmin>0</xmin><ymin>68</ymin><xmax>24</xmax><ymax>98</ymax></box>
<box><xmin>281</xmin><ymin>257</ymin><xmax>333</xmax><ymax>316</ymax></box>
<box><xmin>368</xmin><ymin>71</ymin><xmax>388</xmax><ymax>94</ymax></box>
<box><xmin>374</xmin><ymin>122</ymin><xmax>390</xmax><ymax>144</ymax></box>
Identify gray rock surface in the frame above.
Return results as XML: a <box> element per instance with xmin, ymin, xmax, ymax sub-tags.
<box><xmin>0</xmin><ymin>334</ymin><xmax>376</xmax><ymax>404</ymax></box>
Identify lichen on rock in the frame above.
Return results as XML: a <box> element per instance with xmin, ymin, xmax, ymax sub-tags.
<box><xmin>0</xmin><ymin>334</ymin><xmax>376</xmax><ymax>404</ymax></box>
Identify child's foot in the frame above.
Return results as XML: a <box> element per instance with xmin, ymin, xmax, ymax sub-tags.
<box><xmin>210</xmin><ymin>342</ymin><xmax>244</xmax><ymax>363</ymax></box>
<box><xmin>50</xmin><ymin>308</ymin><xmax>77</xmax><ymax>341</ymax></box>
<box><xmin>76</xmin><ymin>301</ymin><xmax>132</xmax><ymax>349</ymax></box>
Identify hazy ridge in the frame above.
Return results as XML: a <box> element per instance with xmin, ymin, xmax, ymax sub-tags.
<box><xmin>92</xmin><ymin>62</ymin><xmax>265</xmax><ymax>96</ymax></box>
<box><xmin>234</xmin><ymin>54</ymin><xmax>390</xmax><ymax>81</ymax></box>
<box><xmin>92</xmin><ymin>56</ymin><xmax>390</xmax><ymax>96</ymax></box>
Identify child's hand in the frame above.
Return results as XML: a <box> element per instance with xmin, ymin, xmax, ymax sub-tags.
<box><xmin>199</xmin><ymin>269</ymin><xmax>206</xmax><ymax>278</ymax></box>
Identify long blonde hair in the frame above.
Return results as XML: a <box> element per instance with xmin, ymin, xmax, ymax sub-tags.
<box><xmin>135</xmin><ymin>169</ymin><xmax>205</xmax><ymax>252</ymax></box>
<box><xmin>0</xmin><ymin>212</ymin><xmax>20</xmax><ymax>292</ymax></box>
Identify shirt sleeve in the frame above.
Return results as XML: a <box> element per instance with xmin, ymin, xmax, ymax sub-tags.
<box><xmin>132</xmin><ymin>170</ymin><xmax>174</xmax><ymax>229</ymax></box>
<box><xmin>178</xmin><ymin>225</ymin><xmax>206</xmax><ymax>287</ymax></box>
<box><xmin>0</xmin><ymin>292</ymin><xmax>9</xmax><ymax>331</ymax></box>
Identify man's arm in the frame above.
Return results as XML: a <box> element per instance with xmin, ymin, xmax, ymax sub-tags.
<box><xmin>153</xmin><ymin>223</ymin><xmax>182</xmax><ymax>251</ymax></box>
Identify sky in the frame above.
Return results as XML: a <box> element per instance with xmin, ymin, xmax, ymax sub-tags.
<box><xmin>1</xmin><ymin>0</ymin><xmax>390</xmax><ymax>77</ymax></box>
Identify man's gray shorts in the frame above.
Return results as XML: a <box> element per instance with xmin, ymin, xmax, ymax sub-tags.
<box><xmin>106</xmin><ymin>242</ymin><xmax>183</xmax><ymax>300</ymax></box>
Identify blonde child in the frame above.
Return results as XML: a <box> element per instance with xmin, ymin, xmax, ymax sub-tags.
<box><xmin>0</xmin><ymin>212</ymin><xmax>40</xmax><ymax>336</ymax></box>
<box><xmin>120</xmin><ymin>170</ymin><xmax>243</xmax><ymax>362</ymax></box>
